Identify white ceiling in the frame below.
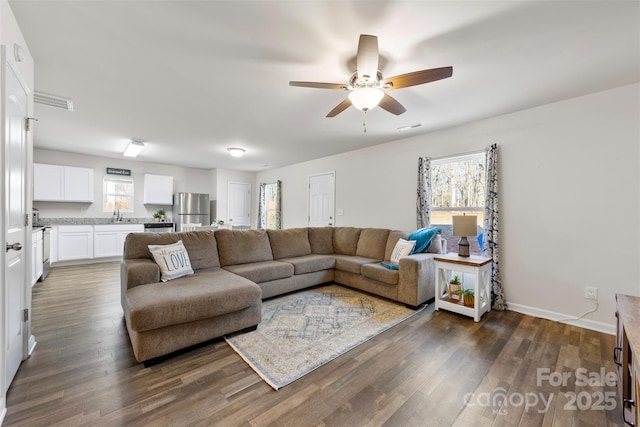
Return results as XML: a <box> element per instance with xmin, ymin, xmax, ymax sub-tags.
<box><xmin>9</xmin><ymin>1</ymin><xmax>640</xmax><ymax>171</ymax></box>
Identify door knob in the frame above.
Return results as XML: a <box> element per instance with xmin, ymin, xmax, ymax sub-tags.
<box><xmin>6</xmin><ymin>242</ymin><xmax>22</xmax><ymax>252</ymax></box>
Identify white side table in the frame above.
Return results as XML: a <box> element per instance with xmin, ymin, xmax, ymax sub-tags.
<box><xmin>434</xmin><ymin>253</ymin><xmax>492</xmax><ymax>322</ymax></box>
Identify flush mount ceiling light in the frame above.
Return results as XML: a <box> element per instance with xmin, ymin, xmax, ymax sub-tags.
<box><xmin>227</xmin><ymin>147</ymin><xmax>245</xmax><ymax>158</ymax></box>
<box><xmin>123</xmin><ymin>140</ymin><xmax>144</xmax><ymax>157</ymax></box>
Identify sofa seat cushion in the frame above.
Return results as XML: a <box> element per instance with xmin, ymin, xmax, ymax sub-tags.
<box><xmin>361</xmin><ymin>263</ymin><xmax>399</xmax><ymax>285</ymax></box>
<box><xmin>223</xmin><ymin>260</ymin><xmax>294</xmax><ymax>283</ymax></box>
<box><xmin>279</xmin><ymin>254</ymin><xmax>336</xmax><ymax>275</ymax></box>
<box><xmin>333</xmin><ymin>255</ymin><xmax>380</xmax><ymax>275</ymax></box>
<box><xmin>126</xmin><ymin>268</ymin><xmax>261</xmax><ymax>332</ymax></box>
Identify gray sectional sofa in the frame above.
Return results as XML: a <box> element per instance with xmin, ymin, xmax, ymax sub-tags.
<box><xmin>121</xmin><ymin>226</ymin><xmax>445</xmax><ymax>362</ymax></box>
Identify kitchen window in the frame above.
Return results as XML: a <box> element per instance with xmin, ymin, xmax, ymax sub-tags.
<box><xmin>431</xmin><ymin>152</ymin><xmax>485</xmax><ymax>253</ymax></box>
<box><xmin>103</xmin><ymin>177</ymin><xmax>134</xmax><ymax>213</ymax></box>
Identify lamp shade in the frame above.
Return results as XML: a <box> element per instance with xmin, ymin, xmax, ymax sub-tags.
<box><xmin>348</xmin><ymin>87</ymin><xmax>384</xmax><ymax>111</ymax></box>
<box><xmin>452</xmin><ymin>215</ymin><xmax>478</xmax><ymax>237</ymax></box>
<box><xmin>123</xmin><ymin>140</ymin><xmax>144</xmax><ymax>157</ymax></box>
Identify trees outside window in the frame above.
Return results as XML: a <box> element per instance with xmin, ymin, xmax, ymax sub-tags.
<box><xmin>103</xmin><ymin>177</ymin><xmax>134</xmax><ymax>213</ymax></box>
<box><xmin>431</xmin><ymin>153</ymin><xmax>485</xmax><ymax>253</ymax></box>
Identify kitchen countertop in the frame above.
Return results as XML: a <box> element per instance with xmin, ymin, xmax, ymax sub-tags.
<box><xmin>38</xmin><ymin>217</ymin><xmax>160</xmax><ymax>226</ymax></box>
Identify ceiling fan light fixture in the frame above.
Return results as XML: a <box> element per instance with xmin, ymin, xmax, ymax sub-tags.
<box><xmin>123</xmin><ymin>140</ymin><xmax>144</xmax><ymax>157</ymax></box>
<box><xmin>348</xmin><ymin>87</ymin><xmax>384</xmax><ymax>111</ymax></box>
<box><xmin>227</xmin><ymin>147</ymin><xmax>245</xmax><ymax>158</ymax></box>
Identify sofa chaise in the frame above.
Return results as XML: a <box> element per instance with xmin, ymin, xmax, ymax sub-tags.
<box><xmin>121</xmin><ymin>226</ymin><xmax>444</xmax><ymax>362</ymax></box>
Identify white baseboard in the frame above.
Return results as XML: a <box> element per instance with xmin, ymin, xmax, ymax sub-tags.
<box><xmin>508</xmin><ymin>302</ymin><xmax>615</xmax><ymax>335</ymax></box>
<box><xmin>28</xmin><ymin>335</ymin><xmax>37</xmax><ymax>356</ymax></box>
<box><xmin>0</xmin><ymin>405</ymin><xmax>6</xmax><ymax>426</ymax></box>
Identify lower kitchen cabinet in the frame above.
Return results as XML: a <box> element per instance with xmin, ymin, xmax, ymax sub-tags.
<box><xmin>94</xmin><ymin>224</ymin><xmax>143</xmax><ymax>258</ymax></box>
<box><xmin>57</xmin><ymin>225</ymin><xmax>94</xmax><ymax>261</ymax></box>
<box><xmin>31</xmin><ymin>229</ymin><xmax>43</xmax><ymax>286</ymax></box>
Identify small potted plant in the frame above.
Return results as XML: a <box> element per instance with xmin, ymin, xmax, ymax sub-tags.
<box><xmin>448</xmin><ymin>275</ymin><xmax>462</xmax><ymax>302</ymax></box>
<box><xmin>463</xmin><ymin>288</ymin><xmax>475</xmax><ymax>307</ymax></box>
<box><xmin>153</xmin><ymin>209</ymin><xmax>166</xmax><ymax>222</ymax></box>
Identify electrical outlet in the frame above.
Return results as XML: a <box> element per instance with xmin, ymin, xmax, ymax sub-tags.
<box><xmin>584</xmin><ymin>286</ymin><xmax>598</xmax><ymax>300</ymax></box>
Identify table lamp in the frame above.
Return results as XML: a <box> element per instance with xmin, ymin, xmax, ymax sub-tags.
<box><xmin>452</xmin><ymin>215</ymin><xmax>478</xmax><ymax>257</ymax></box>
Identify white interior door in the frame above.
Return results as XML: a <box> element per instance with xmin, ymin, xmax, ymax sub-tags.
<box><xmin>308</xmin><ymin>172</ymin><xmax>335</xmax><ymax>227</ymax></box>
<box><xmin>227</xmin><ymin>182</ymin><xmax>251</xmax><ymax>226</ymax></box>
<box><xmin>4</xmin><ymin>59</ymin><xmax>28</xmax><ymax>391</ymax></box>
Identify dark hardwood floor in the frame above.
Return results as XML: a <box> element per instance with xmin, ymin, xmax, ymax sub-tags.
<box><xmin>5</xmin><ymin>262</ymin><xmax>623</xmax><ymax>426</ymax></box>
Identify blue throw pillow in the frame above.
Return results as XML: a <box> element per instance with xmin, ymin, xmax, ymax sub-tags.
<box><xmin>380</xmin><ymin>261</ymin><xmax>399</xmax><ymax>270</ymax></box>
<box><xmin>407</xmin><ymin>227</ymin><xmax>441</xmax><ymax>254</ymax></box>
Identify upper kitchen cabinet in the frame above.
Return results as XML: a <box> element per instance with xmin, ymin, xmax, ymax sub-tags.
<box><xmin>33</xmin><ymin>163</ymin><xmax>94</xmax><ymax>202</ymax></box>
<box><xmin>143</xmin><ymin>174</ymin><xmax>173</xmax><ymax>205</ymax></box>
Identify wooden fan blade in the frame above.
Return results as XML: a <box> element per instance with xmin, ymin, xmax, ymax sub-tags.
<box><xmin>326</xmin><ymin>98</ymin><xmax>352</xmax><ymax>117</ymax></box>
<box><xmin>382</xmin><ymin>66</ymin><xmax>453</xmax><ymax>90</ymax></box>
<box><xmin>378</xmin><ymin>93</ymin><xmax>406</xmax><ymax>115</ymax></box>
<box><xmin>356</xmin><ymin>34</ymin><xmax>379</xmax><ymax>81</ymax></box>
<box><xmin>289</xmin><ymin>81</ymin><xmax>348</xmax><ymax>90</ymax></box>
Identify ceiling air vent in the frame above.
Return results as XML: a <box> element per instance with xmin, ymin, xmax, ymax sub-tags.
<box><xmin>34</xmin><ymin>91</ymin><xmax>73</xmax><ymax>111</ymax></box>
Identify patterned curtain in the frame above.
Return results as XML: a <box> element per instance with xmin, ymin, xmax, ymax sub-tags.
<box><xmin>274</xmin><ymin>180</ymin><xmax>282</xmax><ymax>229</ymax></box>
<box><xmin>483</xmin><ymin>144</ymin><xmax>506</xmax><ymax>310</ymax></box>
<box><xmin>416</xmin><ymin>157</ymin><xmax>431</xmax><ymax>228</ymax></box>
<box><xmin>257</xmin><ymin>182</ymin><xmax>267</xmax><ymax>229</ymax></box>
<box><xmin>257</xmin><ymin>181</ymin><xmax>282</xmax><ymax>229</ymax></box>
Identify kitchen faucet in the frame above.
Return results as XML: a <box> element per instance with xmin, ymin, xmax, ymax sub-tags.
<box><xmin>113</xmin><ymin>208</ymin><xmax>123</xmax><ymax>222</ymax></box>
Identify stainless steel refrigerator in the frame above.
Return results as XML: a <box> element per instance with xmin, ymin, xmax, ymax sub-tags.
<box><xmin>173</xmin><ymin>192</ymin><xmax>210</xmax><ymax>232</ymax></box>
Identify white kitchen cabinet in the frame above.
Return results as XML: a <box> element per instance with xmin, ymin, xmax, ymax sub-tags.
<box><xmin>31</xmin><ymin>229</ymin><xmax>43</xmax><ymax>286</ymax></box>
<box><xmin>50</xmin><ymin>226</ymin><xmax>58</xmax><ymax>263</ymax></box>
<box><xmin>64</xmin><ymin>166</ymin><xmax>94</xmax><ymax>202</ymax></box>
<box><xmin>94</xmin><ymin>224</ymin><xmax>143</xmax><ymax>258</ymax></box>
<box><xmin>143</xmin><ymin>174</ymin><xmax>173</xmax><ymax>205</ymax></box>
<box><xmin>33</xmin><ymin>163</ymin><xmax>64</xmax><ymax>201</ymax></box>
<box><xmin>57</xmin><ymin>225</ymin><xmax>94</xmax><ymax>261</ymax></box>
<box><xmin>33</xmin><ymin>163</ymin><xmax>94</xmax><ymax>202</ymax></box>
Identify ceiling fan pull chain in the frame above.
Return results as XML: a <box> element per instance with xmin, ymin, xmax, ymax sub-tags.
<box><xmin>363</xmin><ymin>111</ymin><xmax>367</xmax><ymax>133</ymax></box>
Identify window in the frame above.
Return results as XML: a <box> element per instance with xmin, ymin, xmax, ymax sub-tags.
<box><xmin>103</xmin><ymin>177</ymin><xmax>134</xmax><ymax>213</ymax></box>
<box><xmin>264</xmin><ymin>182</ymin><xmax>279</xmax><ymax>229</ymax></box>
<box><xmin>431</xmin><ymin>152</ymin><xmax>485</xmax><ymax>253</ymax></box>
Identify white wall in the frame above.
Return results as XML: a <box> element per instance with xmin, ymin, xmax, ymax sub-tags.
<box><xmin>257</xmin><ymin>83</ymin><xmax>640</xmax><ymax>330</ymax></box>
<box><xmin>33</xmin><ymin>149</ymin><xmax>212</xmax><ymax>220</ymax></box>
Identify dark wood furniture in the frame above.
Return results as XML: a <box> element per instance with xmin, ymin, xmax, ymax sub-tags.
<box><xmin>615</xmin><ymin>294</ymin><xmax>640</xmax><ymax>425</ymax></box>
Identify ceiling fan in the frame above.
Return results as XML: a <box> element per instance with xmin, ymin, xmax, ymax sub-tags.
<box><xmin>290</xmin><ymin>34</ymin><xmax>453</xmax><ymax>118</ymax></box>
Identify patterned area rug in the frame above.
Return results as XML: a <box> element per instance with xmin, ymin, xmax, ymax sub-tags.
<box><xmin>225</xmin><ymin>284</ymin><xmax>424</xmax><ymax>390</ymax></box>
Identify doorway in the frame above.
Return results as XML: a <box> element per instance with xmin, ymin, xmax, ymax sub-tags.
<box><xmin>3</xmin><ymin>54</ymin><xmax>30</xmax><ymax>391</ymax></box>
<box><xmin>227</xmin><ymin>181</ymin><xmax>251</xmax><ymax>226</ymax></box>
<box><xmin>308</xmin><ymin>172</ymin><xmax>335</xmax><ymax>227</ymax></box>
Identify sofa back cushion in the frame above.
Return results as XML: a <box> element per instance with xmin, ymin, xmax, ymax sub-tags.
<box><xmin>123</xmin><ymin>230</ymin><xmax>220</xmax><ymax>269</ymax></box>
<box><xmin>308</xmin><ymin>227</ymin><xmax>334</xmax><ymax>254</ymax></box>
<box><xmin>356</xmin><ymin>228</ymin><xmax>390</xmax><ymax>260</ymax></box>
<box><xmin>384</xmin><ymin>230</ymin><xmax>410</xmax><ymax>261</ymax></box>
<box><xmin>333</xmin><ymin>227</ymin><xmax>362</xmax><ymax>255</ymax></box>
<box><xmin>216</xmin><ymin>229</ymin><xmax>274</xmax><ymax>266</ymax></box>
<box><xmin>267</xmin><ymin>228</ymin><xmax>312</xmax><ymax>259</ymax></box>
